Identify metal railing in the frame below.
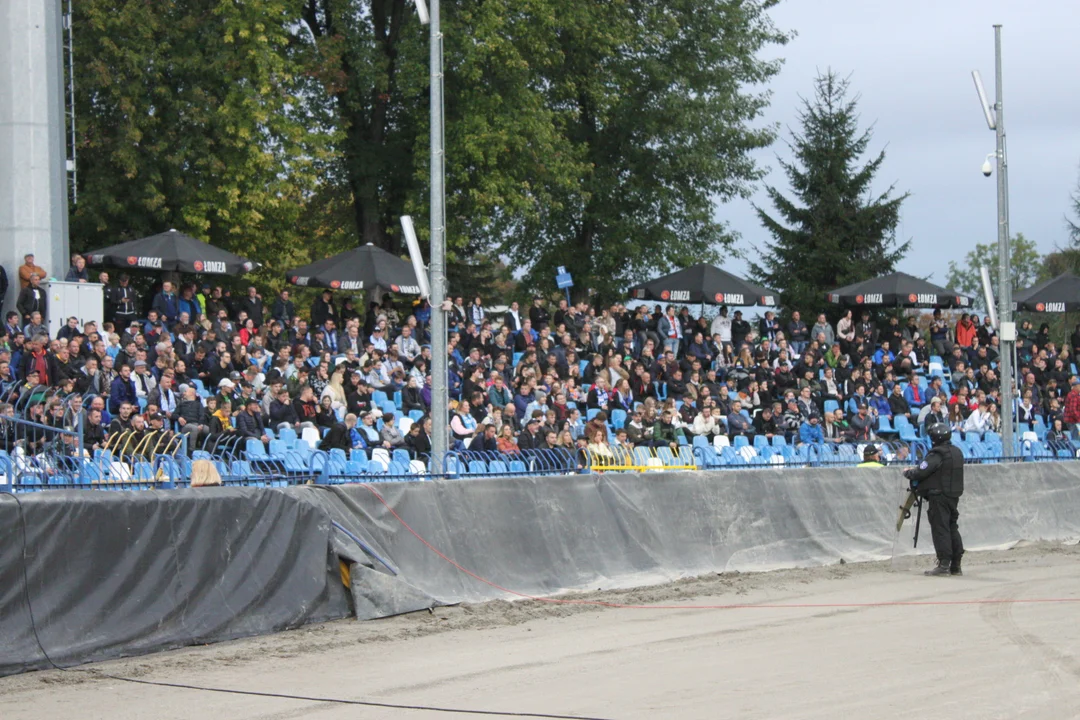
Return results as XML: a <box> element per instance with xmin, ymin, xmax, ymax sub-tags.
<box><xmin>3</xmin><ymin>430</ymin><xmax>1077</xmax><ymax>493</ymax></box>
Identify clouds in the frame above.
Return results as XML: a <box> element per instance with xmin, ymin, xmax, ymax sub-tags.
<box><xmin>723</xmin><ymin>0</ymin><xmax>1080</xmax><ymax>283</ymax></box>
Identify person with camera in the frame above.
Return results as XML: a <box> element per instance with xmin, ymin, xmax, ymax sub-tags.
<box><xmin>903</xmin><ymin>423</ymin><xmax>965</xmax><ymax>576</ymax></box>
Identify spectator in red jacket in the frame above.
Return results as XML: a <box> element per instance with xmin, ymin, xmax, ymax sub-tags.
<box><xmin>1064</xmin><ymin>380</ymin><xmax>1080</xmax><ymax>430</ymax></box>
<box><xmin>955</xmin><ymin>313</ymin><xmax>977</xmax><ymax>348</ymax></box>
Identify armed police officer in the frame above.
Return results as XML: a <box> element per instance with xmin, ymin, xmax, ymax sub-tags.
<box><xmin>903</xmin><ymin>423</ymin><xmax>964</xmax><ymax>576</ymax></box>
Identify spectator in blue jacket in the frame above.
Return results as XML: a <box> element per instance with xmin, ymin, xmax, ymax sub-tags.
<box><xmin>870</xmin><ymin>384</ymin><xmax>892</xmax><ymax>419</ymax></box>
<box><xmin>108</xmin><ymin>364</ymin><xmax>138</xmax><ymax>415</ymax></box>
<box><xmin>872</xmin><ymin>341</ymin><xmax>894</xmax><ymax>367</ymax></box>
<box><xmin>903</xmin><ymin>373</ymin><xmax>926</xmax><ymax>410</ymax></box>
<box><xmin>799</xmin><ymin>415</ymin><xmax>824</xmax><ymax>445</ymax></box>
<box><xmin>151</xmin><ymin>281</ymin><xmax>179</xmax><ymax>325</ymax></box>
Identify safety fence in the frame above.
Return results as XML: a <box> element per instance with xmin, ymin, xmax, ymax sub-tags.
<box><xmin>3</xmin><ymin>429</ymin><xmax>1077</xmax><ymax>493</ymax></box>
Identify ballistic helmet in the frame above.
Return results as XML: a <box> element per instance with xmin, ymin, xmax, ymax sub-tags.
<box><xmin>927</xmin><ymin>423</ymin><xmax>952</xmax><ymax>447</ymax></box>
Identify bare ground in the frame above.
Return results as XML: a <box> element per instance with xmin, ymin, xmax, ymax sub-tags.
<box><xmin>3</xmin><ymin>541</ymin><xmax>1080</xmax><ymax>719</ymax></box>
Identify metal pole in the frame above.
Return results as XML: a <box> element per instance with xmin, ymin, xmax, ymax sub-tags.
<box><xmin>76</xmin><ymin>409</ymin><xmax>85</xmax><ymax>477</ymax></box>
<box><xmin>428</xmin><ymin>0</ymin><xmax>449</xmax><ymax>471</ymax></box>
<box><xmin>993</xmin><ymin>24</ymin><xmax>1015</xmax><ymax>455</ymax></box>
<box><xmin>65</xmin><ymin>0</ymin><xmax>77</xmax><ymax>204</ymax></box>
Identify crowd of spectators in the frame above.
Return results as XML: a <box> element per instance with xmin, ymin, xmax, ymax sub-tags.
<box><xmin>3</xmin><ymin>251</ymin><xmax>1080</xmax><ymax>469</ymax></box>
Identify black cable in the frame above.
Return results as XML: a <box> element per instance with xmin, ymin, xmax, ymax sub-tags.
<box><xmin>0</xmin><ymin>491</ymin><xmax>617</xmax><ymax>720</ymax></box>
<box><xmin>81</xmin><ymin>674</ymin><xmax>617</xmax><ymax>719</ymax></box>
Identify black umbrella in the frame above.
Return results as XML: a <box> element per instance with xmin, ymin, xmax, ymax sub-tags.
<box><xmin>627</xmin><ymin>263</ymin><xmax>779</xmax><ymax>307</ymax></box>
<box><xmin>84</xmin><ymin>229</ymin><xmax>256</xmax><ymax>275</ymax></box>
<box><xmin>1013</xmin><ymin>273</ymin><xmax>1080</xmax><ymax>312</ymax></box>
<box><xmin>284</xmin><ymin>243</ymin><xmax>422</xmax><ymax>294</ymax></box>
<box><xmin>825</xmin><ymin>272</ymin><xmax>973</xmax><ymax>309</ymax></box>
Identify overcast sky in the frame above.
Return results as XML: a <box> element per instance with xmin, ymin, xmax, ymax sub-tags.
<box><xmin>719</xmin><ymin>0</ymin><xmax>1080</xmax><ymax>286</ymax></box>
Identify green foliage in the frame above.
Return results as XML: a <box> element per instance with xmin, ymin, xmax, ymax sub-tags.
<box><xmin>1039</xmin><ymin>248</ymin><xmax>1080</xmax><ymax>281</ymax></box>
<box><xmin>71</xmin><ymin>0</ymin><xmax>336</xmax><ymax>292</ymax></box>
<box><xmin>750</xmin><ymin>71</ymin><xmax>909</xmax><ymax>319</ymax></box>
<box><xmin>446</xmin><ymin>256</ymin><xmax>518</xmax><ymax>304</ymax></box>
<box><xmin>945</xmin><ymin>232</ymin><xmax>1042</xmax><ymax>304</ymax></box>
<box><xmin>1068</xmin><ymin>164</ymin><xmax>1080</xmax><ymax>247</ymax></box>
<box><xmin>72</xmin><ymin>0</ymin><xmax>790</xmax><ymax>303</ymax></box>
<box><xmin>503</xmin><ymin>0</ymin><xmax>790</xmax><ymax>304</ymax></box>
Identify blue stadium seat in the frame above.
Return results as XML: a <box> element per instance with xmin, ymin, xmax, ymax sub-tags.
<box><xmin>611</xmin><ymin>409</ymin><xmax>627</xmax><ymax>429</ymax></box>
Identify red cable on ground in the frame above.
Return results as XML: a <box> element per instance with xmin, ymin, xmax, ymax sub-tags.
<box><xmin>359</xmin><ymin>483</ymin><xmax>1080</xmax><ymax>611</ymax></box>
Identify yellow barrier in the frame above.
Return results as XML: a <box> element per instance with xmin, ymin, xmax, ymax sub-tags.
<box><xmin>585</xmin><ymin>445</ymin><xmax>696</xmax><ymax>473</ymax></box>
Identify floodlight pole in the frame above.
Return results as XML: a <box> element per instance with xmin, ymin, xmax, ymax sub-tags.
<box><xmin>428</xmin><ymin>0</ymin><xmax>449</xmax><ymax>470</ymax></box>
<box><xmin>992</xmin><ymin>25</ymin><xmax>1015</xmax><ymax>455</ymax></box>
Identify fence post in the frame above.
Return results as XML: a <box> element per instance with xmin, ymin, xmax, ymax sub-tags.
<box><xmin>76</xmin><ymin>409</ymin><xmax>85</xmax><ymax>479</ymax></box>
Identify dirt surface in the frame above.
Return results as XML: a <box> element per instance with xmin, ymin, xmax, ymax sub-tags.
<box><xmin>3</xmin><ymin>542</ymin><xmax>1080</xmax><ymax>719</ymax></box>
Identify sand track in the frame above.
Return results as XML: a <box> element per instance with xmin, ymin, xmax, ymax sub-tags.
<box><xmin>2</xmin><ymin>542</ymin><xmax>1079</xmax><ymax>719</ymax></box>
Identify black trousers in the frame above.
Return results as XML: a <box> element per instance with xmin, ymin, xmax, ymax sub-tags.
<box><xmin>927</xmin><ymin>494</ymin><xmax>963</xmax><ymax>565</ymax></box>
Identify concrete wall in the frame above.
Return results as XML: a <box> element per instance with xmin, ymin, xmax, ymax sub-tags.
<box><xmin>0</xmin><ymin>0</ymin><xmax>70</xmax><ymax>316</ymax></box>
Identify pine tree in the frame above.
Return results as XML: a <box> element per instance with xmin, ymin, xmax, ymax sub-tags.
<box><xmin>751</xmin><ymin>71</ymin><xmax>909</xmax><ymax>319</ymax></box>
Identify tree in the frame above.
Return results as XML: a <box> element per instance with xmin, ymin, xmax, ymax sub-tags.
<box><xmin>503</xmin><ymin>0</ymin><xmax>790</xmax><ymax>303</ymax></box>
<box><xmin>301</xmin><ymin>0</ymin><xmax>585</xmax><ymax>259</ymax></box>
<box><xmin>72</xmin><ymin>0</ymin><xmax>789</xmax><ymax>302</ymax></box>
<box><xmin>1068</xmin><ymin>164</ymin><xmax>1080</xmax><ymax>247</ymax></box>
<box><xmin>71</xmin><ymin>0</ymin><xmax>335</xmax><ymax>289</ymax></box>
<box><xmin>750</xmin><ymin>71</ymin><xmax>909</xmax><ymax>319</ymax></box>
<box><xmin>945</xmin><ymin>233</ymin><xmax>1041</xmax><ymax>307</ymax></box>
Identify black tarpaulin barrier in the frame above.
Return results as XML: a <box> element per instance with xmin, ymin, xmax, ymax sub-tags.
<box><xmin>0</xmin><ymin>489</ymin><xmax>350</xmax><ymax>677</ymax></box>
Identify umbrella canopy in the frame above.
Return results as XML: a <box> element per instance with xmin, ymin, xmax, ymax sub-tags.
<box><xmin>825</xmin><ymin>272</ymin><xmax>973</xmax><ymax>309</ymax></box>
<box><xmin>627</xmin><ymin>263</ymin><xmax>779</xmax><ymax>307</ymax></box>
<box><xmin>284</xmin><ymin>243</ymin><xmax>422</xmax><ymax>294</ymax></box>
<box><xmin>1013</xmin><ymin>273</ymin><xmax>1080</xmax><ymax>312</ymax></box>
<box><xmin>84</xmin><ymin>229</ymin><xmax>255</xmax><ymax>275</ymax></box>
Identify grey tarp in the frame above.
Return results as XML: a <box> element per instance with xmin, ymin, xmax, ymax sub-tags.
<box><xmin>0</xmin><ymin>489</ymin><xmax>350</xmax><ymax>677</ymax></box>
<box><xmin>4</xmin><ymin>463</ymin><xmax>1080</xmax><ymax>675</ymax></box>
<box><xmin>293</xmin><ymin>463</ymin><xmax>1080</xmax><ymax>619</ymax></box>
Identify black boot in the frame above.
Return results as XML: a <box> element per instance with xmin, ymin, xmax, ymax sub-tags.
<box><xmin>924</xmin><ymin>560</ymin><xmax>951</xmax><ymax>577</ymax></box>
<box><xmin>950</xmin><ymin>551</ymin><xmax>964</xmax><ymax>576</ymax></box>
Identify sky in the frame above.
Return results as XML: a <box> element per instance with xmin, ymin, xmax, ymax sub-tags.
<box><xmin>719</xmin><ymin>0</ymin><xmax>1080</xmax><ymax>287</ymax></box>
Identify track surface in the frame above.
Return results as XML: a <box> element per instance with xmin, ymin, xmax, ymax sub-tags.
<box><xmin>3</xmin><ymin>543</ymin><xmax>1080</xmax><ymax>719</ymax></box>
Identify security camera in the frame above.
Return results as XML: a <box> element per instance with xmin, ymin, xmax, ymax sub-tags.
<box><xmin>981</xmin><ymin>160</ymin><xmax>993</xmax><ymax>177</ymax></box>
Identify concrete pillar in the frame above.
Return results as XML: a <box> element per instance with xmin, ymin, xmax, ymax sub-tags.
<box><xmin>0</xmin><ymin>0</ymin><xmax>71</xmax><ymax>319</ymax></box>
